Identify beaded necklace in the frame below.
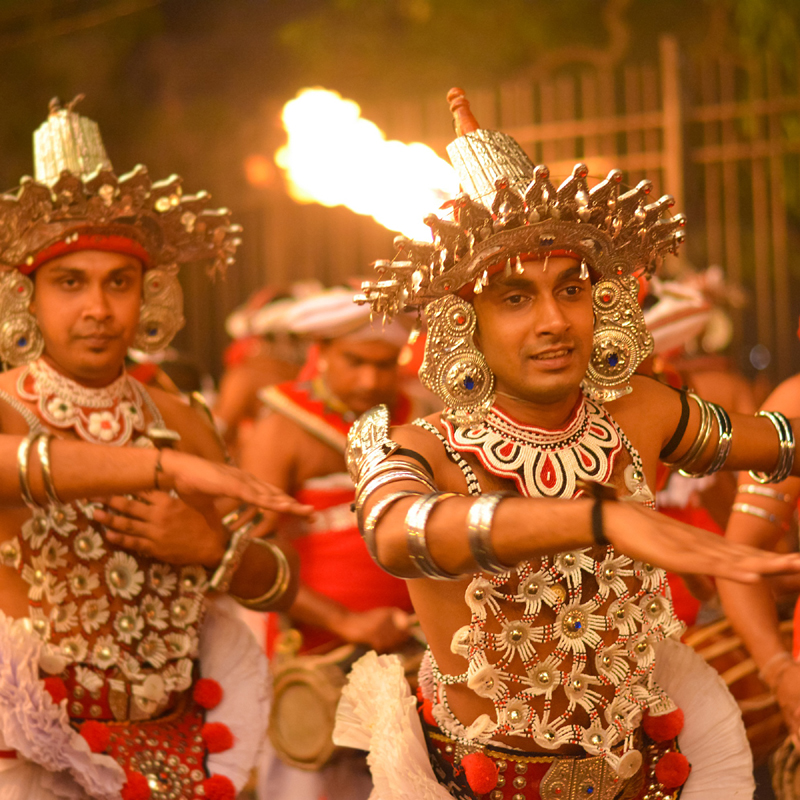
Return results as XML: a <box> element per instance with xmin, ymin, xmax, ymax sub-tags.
<box><xmin>18</xmin><ymin>358</ymin><xmax>153</xmax><ymax>446</ymax></box>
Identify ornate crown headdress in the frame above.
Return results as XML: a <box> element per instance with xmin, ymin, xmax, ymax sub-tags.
<box><xmin>356</xmin><ymin>88</ymin><xmax>686</xmax><ymax>418</ymax></box>
<box><xmin>0</xmin><ymin>97</ymin><xmax>242</xmax><ymax>365</ymax></box>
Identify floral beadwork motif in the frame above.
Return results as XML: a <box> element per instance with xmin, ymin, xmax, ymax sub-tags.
<box><xmin>18</xmin><ymin>358</ymin><xmax>151</xmax><ymax>446</ymax></box>
<box><xmin>8</xmin><ymin>361</ymin><xmax>211</xmax><ymax>718</ymax></box>
<box><xmin>429</xmin><ymin>401</ymin><xmax>680</xmax><ymax>768</ymax></box>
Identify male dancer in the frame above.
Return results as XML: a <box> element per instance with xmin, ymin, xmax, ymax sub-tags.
<box><xmin>240</xmin><ymin>287</ymin><xmax>419</xmax><ymax>799</ymax></box>
<box><xmin>0</xmin><ymin>99</ymin><xmax>307</xmax><ymax>800</ymax></box>
<box><xmin>337</xmin><ymin>89</ymin><xmax>800</xmax><ymax>800</ymax></box>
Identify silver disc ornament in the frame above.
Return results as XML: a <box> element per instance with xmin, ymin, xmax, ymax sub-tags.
<box><xmin>419</xmin><ymin>295</ymin><xmax>495</xmax><ymax>425</ymax></box>
<box><xmin>0</xmin><ymin>271</ymin><xmax>45</xmax><ymax>366</ymax></box>
<box><xmin>583</xmin><ymin>276</ymin><xmax>653</xmax><ymax>403</ymax></box>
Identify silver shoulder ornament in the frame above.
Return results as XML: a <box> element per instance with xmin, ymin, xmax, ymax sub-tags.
<box><xmin>345</xmin><ymin>405</ymin><xmax>401</xmax><ymax>484</ymax></box>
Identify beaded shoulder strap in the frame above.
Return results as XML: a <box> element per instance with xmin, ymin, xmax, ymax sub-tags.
<box><xmin>413</xmin><ymin>418</ymin><xmax>482</xmax><ymax>496</ymax></box>
<box><xmin>0</xmin><ymin>387</ymin><xmax>45</xmax><ymax>434</ymax></box>
<box><xmin>137</xmin><ymin>381</ymin><xmax>167</xmax><ymax>430</ymax></box>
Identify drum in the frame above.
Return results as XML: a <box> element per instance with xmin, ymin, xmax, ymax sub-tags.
<box><xmin>684</xmin><ymin>616</ymin><xmax>793</xmax><ymax>766</ymax></box>
<box><xmin>269</xmin><ymin>634</ymin><xmax>424</xmax><ymax>771</ymax></box>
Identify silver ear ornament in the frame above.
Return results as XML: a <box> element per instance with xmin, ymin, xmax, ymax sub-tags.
<box><xmin>132</xmin><ymin>268</ymin><xmax>186</xmax><ymax>353</ymax></box>
<box><xmin>0</xmin><ymin>271</ymin><xmax>44</xmax><ymax>366</ymax></box>
<box><xmin>419</xmin><ymin>295</ymin><xmax>495</xmax><ymax>425</ymax></box>
<box><xmin>583</xmin><ymin>276</ymin><xmax>654</xmax><ymax>403</ymax></box>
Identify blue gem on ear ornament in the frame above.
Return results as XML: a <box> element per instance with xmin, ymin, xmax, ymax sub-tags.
<box><xmin>464</xmin><ymin>375</ymin><xmax>475</xmax><ymax>391</ymax></box>
<box><xmin>606</xmin><ymin>353</ymin><xmax>619</xmax><ymax>368</ymax></box>
<box><xmin>17</xmin><ymin>337</ymin><xmax>27</xmax><ymax>348</ymax></box>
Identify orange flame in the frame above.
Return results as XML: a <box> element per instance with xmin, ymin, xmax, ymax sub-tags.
<box><xmin>275</xmin><ymin>88</ymin><xmax>458</xmax><ymax>240</ymax></box>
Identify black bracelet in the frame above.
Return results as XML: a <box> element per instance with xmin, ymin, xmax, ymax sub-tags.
<box><xmin>576</xmin><ymin>479</ymin><xmax>614</xmax><ymax>547</ymax></box>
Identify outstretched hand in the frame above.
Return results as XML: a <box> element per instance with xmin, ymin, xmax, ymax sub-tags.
<box><xmin>161</xmin><ymin>449</ymin><xmax>313</xmax><ymax>517</ymax></box>
<box><xmin>605</xmin><ymin>500</ymin><xmax>800</xmax><ymax>582</ymax></box>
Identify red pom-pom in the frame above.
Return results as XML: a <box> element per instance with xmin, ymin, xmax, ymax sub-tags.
<box><xmin>80</xmin><ymin>721</ymin><xmax>111</xmax><ymax>753</ymax></box>
<box><xmin>122</xmin><ymin>769</ymin><xmax>151</xmax><ymax>800</ymax></box>
<box><xmin>655</xmin><ymin>751</ymin><xmax>691</xmax><ymax>789</ymax></box>
<box><xmin>201</xmin><ymin>722</ymin><xmax>234</xmax><ymax>753</ymax></box>
<box><xmin>43</xmin><ymin>677</ymin><xmax>67</xmax><ymax>705</ymax></box>
<box><xmin>193</xmin><ymin>678</ymin><xmax>223</xmax><ymax>710</ymax></box>
<box><xmin>461</xmin><ymin>752</ymin><xmax>499</xmax><ymax>794</ymax></box>
<box><xmin>203</xmin><ymin>774</ymin><xmax>236</xmax><ymax>800</ymax></box>
<box><xmin>642</xmin><ymin>708</ymin><xmax>685</xmax><ymax>742</ymax></box>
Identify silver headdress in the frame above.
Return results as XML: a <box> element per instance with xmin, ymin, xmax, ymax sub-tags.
<box><xmin>356</xmin><ymin>88</ymin><xmax>686</xmax><ymax>415</ymax></box>
<box><xmin>0</xmin><ymin>97</ymin><xmax>242</xmax><ymax>366</ymax></box>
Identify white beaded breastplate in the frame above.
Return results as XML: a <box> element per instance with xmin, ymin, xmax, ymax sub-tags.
<box><xmin>0</xmin><ymin>364</ymin><xmax>208</xmax><ymax>718</ymax></box>
<box><xmin>423</xmin><ymin>397</ymin><xmax>679</xmax><ymax>770</ymax></box>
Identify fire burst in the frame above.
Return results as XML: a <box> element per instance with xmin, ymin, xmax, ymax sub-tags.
<box><xmin>275</xmin><ymin>88</ymin><xmax>458</xmax><ymax>240</ymax></box>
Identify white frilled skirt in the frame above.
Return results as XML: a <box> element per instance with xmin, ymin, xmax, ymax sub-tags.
<box><xmin>0</xmin><ymin>596</ymin><xmax>270</xmax><ymax>800</ymax></box>
<box><xmin>334</xmin><ymin>637</ymin><xmax>755</xmax><ymax>800</ymax></box>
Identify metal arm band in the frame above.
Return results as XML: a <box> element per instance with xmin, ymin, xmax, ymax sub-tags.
<box><xmin>355</xmin><ymin>459</ymin><xmax>436</xmax><ymax>502</ymax></box>
<box><xmin>228</xmin><ymin>538</ymin><xmax>291</xmax><ymax>611</ymax></box>
<box><xmin>209</xmin><ymin>514</ymin><xmax>262</xmax><ymax>593</ymax></box>
<box><xmin>737</xmin><ymin>484</ymin><xmax>793</xmax><ymax>504</ymax></box>
<box><xmin>666</xmin><ymin>393</ymin><xmax>713</xmax><ymax>472</ymax></box>
<box><xmin>748</xmin><ymin>411</ymin><xmax>795</xmax><ymax>485</ymax></box>
<box><xmin>355</xmin><ymin>468</ymin><xmax>436</xmax><ymax>513</ymax></box>
<box><xmin>361</xmin><ymin>490</ymin><xmax>421</xmax><ymax>578</ymax></box>
<box><xmin>467</xmin><ymin>493</ymin><xmax>513</xmax><ymax>574</ymax></box>
<box><xmin>731</xmin><ymin>502</ymin><xmax>780</xmax><ymax>526</ymax></box>
<box><xmin>17</xmin><ymin>432</ymin><xmax>44</xmax><ymax>509</ymax></box>
<box><xmin>37</xmin><ymin>432</ymin><xmax>65</xmax><ymax>507</ymax></box>
<box><xmin>405</xmin><ymin>493</ymin><xmax>460</xmax><ymax>580</ymax></box>
<box><xmin>678</xmin><ymin>400</ymin><xmax>733</xmax><ymax>478</ymax></box>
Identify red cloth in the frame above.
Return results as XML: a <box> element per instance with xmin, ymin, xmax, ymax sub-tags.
<box><xmin>20</xmin><ymin>232</ymin><xmax>151</xmax><ymax>274</ymax></box>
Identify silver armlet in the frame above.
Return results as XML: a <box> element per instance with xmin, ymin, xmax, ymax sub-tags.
<box><xmin>229</xmin><ymin>538</ymin><xmax>291</xmax><ymax>611</ymax></box>
<box><xmin>355</xmin><ymin>463</ymin><xmax>436</xmax><ymax>513</ymax></box>
<box><xmin>666</xmin><ymin>393</ymin><xmax>713</xmax><ymax>473</ymax></box>
<box><xmin>731</xmin><ymin>502</ymin><xmax>781</xmax><ymax>526</ymax></box>
<box><xmin>406</xmin><ymin>493</ymin><xmax>460</xmax><ymax>580</ymax></box>
<box><xmin>467</xmin><ymin>493</ymin><xmax>512</xmax><ymax>574</ymax></box>
<box><xmin>679</xmin><ymin>401</ymin><xmax>732</xmax><ymax>478</ymax></box>
<box><xmin>737</xmin><ymin>484</ymin><xmax>793</xmax><ymax>504</ymax></box>
<box><xmin>345</xmin><ymin>405</ymin><xmax>400</xmax><ymax>484</ymax></box>
<box><xmin>361</xmin><ymin>490</ymin><xmax>421</xmax><ymax>578</ymax></box>
<box><xmin>209</xmin><ymin>512</ymin><xmax>262</xmax><ymax>593</ymax></box>
<box><xmin>749</xmin><ymin>411</ymin><xmax>795</xmax><ymax>485</ymax></box>
<box><xmin>17</xmin><ymin>432</ymin><xmax>44</xmax><ymax>508</ymax></box>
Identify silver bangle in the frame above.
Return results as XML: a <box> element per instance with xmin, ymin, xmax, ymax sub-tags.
<box><xmin>37</xmin><ymin>433</ymin><xmax>65</xmax><ymax>506</ymax></box>
<box><xmin>467</xmin><ymin>493</ymin><xmax>512</xmax><ymax>574</ymax></box>
<box><xmin>731</xmin><ymin>502</ymin><xmax>781</xmax><ymax>526</ymax></box>
<box><xmin>679</xmin><ymin>400</ymin><xmax>733</xmax><ymax>478</ymax></box>
<box><xmin>405</xmin><ymin>493</ymin><xmax>460</xmax><ymax>580</ymax></box>
<box><xmin>361</xmin><ymin>490</ymin><xmax>421</xmax><ymax>577</ymax></box>
<box><xmin>355</xmin><ymin>469</ymin><xmax>436</xmax><ymax>513</ymax></box>
<box><xmin>355</xmin><ymin>460</ymin><xmax>435</xmax><ymax>504</ymax></box>
<box><xmin>17</xmin><ymin>432</ymin><xmax>44</xmax><ymax>509</ymax></box>
<box><xmin>229</xmin><ymin>538</ymin><xmax>292</xmax><ymax>611</ymax></box>
<box><xmin>209</xmin><ymin>515</ymin><xmax>261</xmax><ymax>593</ymax></box>
<box><xmin>669</xmin><ymin>393</ymin><xmax>712</xmax><ymax>472</ymax></box>
<box><xmin>750</xmin><ymin>411</ymin><xmax>795</xmax><ymax>485</ymax></box>
<box><xmin>737</xmin><ymin>484</ymin><xmax>793</xmax><ymax>504</ymax></box>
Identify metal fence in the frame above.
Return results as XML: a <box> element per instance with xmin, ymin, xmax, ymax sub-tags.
<box><xmin>182</xmin><ymin>35</ymin><xmax>800</xmax><ymax>383</ymax></box>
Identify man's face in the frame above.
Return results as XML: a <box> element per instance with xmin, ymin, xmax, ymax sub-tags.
<box><xmin>31</xmin><ymin>250</ymin><xmax>144</xmax><ymax>387</ymax></box>
<box><xmin>319</xmin><ymin>337</ymin><xmax>401</xmax><ymax>416</ymax></box>
<box><xmin>472</xmin><ymin>256</ymin><xmax>594</xmax><ymax>406</ymax></box>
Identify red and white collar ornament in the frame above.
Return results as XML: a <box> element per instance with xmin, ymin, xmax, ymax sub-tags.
<box><xmin>18</xmin><ymin>358</ymin><xmax>150</xmax><ymax>446</ymax></box>
<box><xmin>443</xmin><ymin>392</ymin><xmax>622</xmax><ymax>498</ymax></box>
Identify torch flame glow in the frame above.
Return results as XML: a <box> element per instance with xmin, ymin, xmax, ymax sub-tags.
<box><xmin>275</xmin><ymin>88</ymin><xmax>458</xmax><ymax>240</ymax></box>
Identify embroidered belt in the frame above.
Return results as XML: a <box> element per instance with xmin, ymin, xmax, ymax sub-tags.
<box><xmin>63</xmin><ymin>667</ymin><xmax>183</xmax><ymax>722</ymax></box>
<box><xmin>423</xmin><ymin>720</ymin><xmax>686</xmax><ymax>800</ymax></box>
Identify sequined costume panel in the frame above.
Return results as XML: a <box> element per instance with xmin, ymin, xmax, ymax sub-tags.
<box><xmin>423</xmin><ymin>394</ymin><xmax>682</xmax><ymax>770</ymax></box>
<box><xmin>0</xmin><ymin>360</ymin><xmax>208</xmax><ymax>723</ymax></box>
